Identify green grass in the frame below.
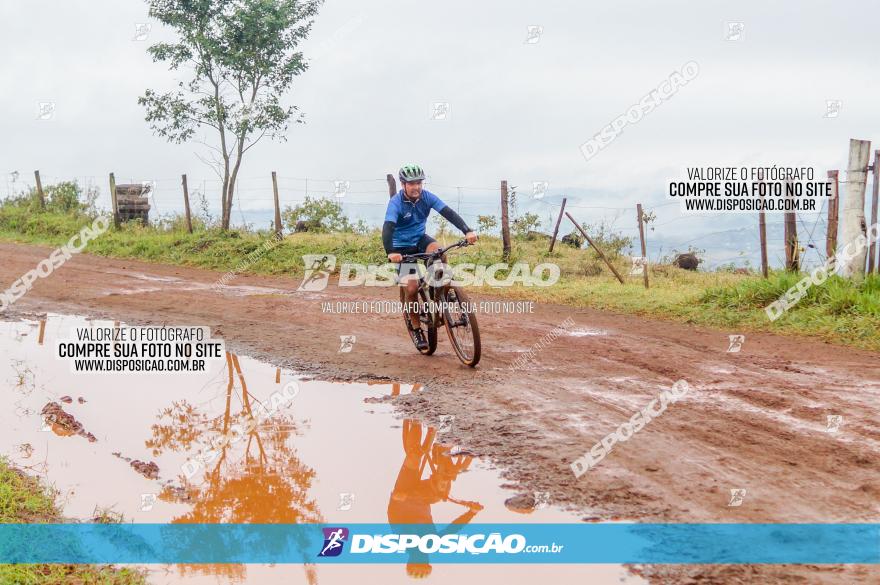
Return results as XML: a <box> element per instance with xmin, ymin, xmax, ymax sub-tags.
<box><xmin>0</xmin><ymin>563</ymin><xmax>147</xmax><ymax>585</ymax></box>
<box><xmin>698</xmin><ymin>272</ymin><xmax>880</xmax><ymax>347</ymax></box>
<box><xmin>0</xmin><ymin>457</ymin><xmax>147</xmax><ymax>584</ymax></box>
<box><xmin>1</xmin><ymin>204</ymin><xmax>878</xmax><ymax>351</ymax></box>
<box><xmin>0</xmin><ymin>460</ymin><xmax>57</xmax><ymax>524</ymax></box>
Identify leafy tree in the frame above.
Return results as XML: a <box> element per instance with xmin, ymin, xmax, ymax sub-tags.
<box><xmin>44</xmin><ymin>181</ymin><xmax>84</xmax><ymax>212</ymax></box>
<box><xmin>282</xmin><ymin>196</ymin><xmax>350</xmax><ymax>233</ymax></box>
<box><xmin>6</xmin><ymin>181</ymin><xmax>96</xmax><ymax>214</ymax></box>
<box><xmin>139</xmin><ymin>0</ymin><xmax>323</xmax><ymax>230</ymax></box>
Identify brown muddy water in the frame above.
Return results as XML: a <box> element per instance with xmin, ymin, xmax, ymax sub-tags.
<box><xmin>1</xmin><ymin>314</ymin><xmax>644</xmax><ymax>585</ymax></box>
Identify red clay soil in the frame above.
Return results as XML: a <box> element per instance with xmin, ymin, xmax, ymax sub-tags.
<box><xmin>2</xmin><ymin>241</ymin><xmax>879</xmax><ymax>584</ymax></box>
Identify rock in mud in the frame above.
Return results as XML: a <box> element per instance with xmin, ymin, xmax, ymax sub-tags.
<box><xmin>112</xmin><ymin>452</ymin><xmax>158</xmax><ymax>478</ymax></box>
<box><xmin>130</xmin><ymin>460</ymin><xmax>160</xmax><ymax>480</ymax></box>
<box><xmin>40</xmin><ymin>402</ymin><xmax>97</xmax><ymax>442</ymax></box>
<box><xmin>504</xmin><ymin>493</ymin><xmax>537</xmax><ymax>514</ymax></box>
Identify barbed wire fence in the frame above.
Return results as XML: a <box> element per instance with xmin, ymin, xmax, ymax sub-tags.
<box><xmin>1</xmin><ymin>170</ymin><xmax>861</xmax><ymax>274</ymax></box>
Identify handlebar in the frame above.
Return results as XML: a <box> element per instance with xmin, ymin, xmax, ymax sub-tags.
<box><xmin>399</xmin><ymin>239</ymin><xmax>473</xmax><ymax>263</ymax></box>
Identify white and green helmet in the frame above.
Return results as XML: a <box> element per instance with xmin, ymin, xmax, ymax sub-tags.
<box><xmin>399</xmin><ymin>164</ymin><xmax>425</xmax><ymax>183</ymax></box>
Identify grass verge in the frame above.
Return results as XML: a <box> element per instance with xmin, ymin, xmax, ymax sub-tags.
<box><xmin>0</xmin><ymin>204</ymin><xmax>878</xmax><ymax>351</ymax></box>
<box><xmin>0</xmin><ymin>457</ymin><xmax>147</xmax><ymax>584</ymax></box>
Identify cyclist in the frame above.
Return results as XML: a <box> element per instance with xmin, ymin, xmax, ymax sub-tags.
<box><xmin>383</xmin><ymin>164</ymin><xmax>477</xmax><ymax>350</ymax></box>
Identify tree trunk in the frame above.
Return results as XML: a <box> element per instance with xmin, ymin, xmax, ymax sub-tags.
<box><xmin>211</xmin><ymin>76</ymin><xmax>231</xmax><ymax>231</ymax></box>
<box><xmin>224</xmin><ymin>135</ymin><xmax>247</xmax><ymax>230</ymax></box>
<box><xmin>220</xmin><ymin>171</ymin><xmax>230</xmax><ymax>230</ymax></box>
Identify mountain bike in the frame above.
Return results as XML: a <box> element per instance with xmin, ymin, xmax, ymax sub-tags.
<box><xmin>399</xmin><ymin>240</ymin><xmax>481</xmax><ymax>367</ymax></box>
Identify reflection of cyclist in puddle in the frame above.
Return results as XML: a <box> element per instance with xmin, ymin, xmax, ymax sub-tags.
<box><xmin>387</xmin><ymin>419</ymin><xmax>482</xmax><ymax>579</ymax></box>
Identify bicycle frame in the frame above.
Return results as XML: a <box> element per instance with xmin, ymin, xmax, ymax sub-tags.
<box><xmin>397</xmin><ymin>238</ymin><xmax>481</xmax><ymax>367</ymax></box>
<box><xmin>400</xmin><ymin>240</ymin><xmax>470</xmax><ymax>323</ymax></box>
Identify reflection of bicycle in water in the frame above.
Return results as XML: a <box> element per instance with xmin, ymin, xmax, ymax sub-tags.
<box><xmin>387</xmin><ymin>418</ymin><xmax>483</xmax><ymax>579</ymax></box>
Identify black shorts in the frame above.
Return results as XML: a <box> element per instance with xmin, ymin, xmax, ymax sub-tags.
<box><xmin>393</xmin><ymin>234</ymin><xmax>437</xmax><ymax>279</ymax></box>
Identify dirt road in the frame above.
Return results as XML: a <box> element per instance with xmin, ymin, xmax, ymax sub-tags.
<box><xmin>1</xmin><ymin>241</ymin><xmax>878</xmax><ymax>584</ymax></box>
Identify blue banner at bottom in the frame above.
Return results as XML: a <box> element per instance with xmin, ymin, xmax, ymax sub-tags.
<box><xmin>0</xmin><ymin>524</ymin><xmax>877</xmax><ymax>564</ymax></box>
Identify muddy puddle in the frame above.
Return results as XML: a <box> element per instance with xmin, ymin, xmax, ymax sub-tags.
<box><xmin>101</xmin><ymin>270</ymin><xmax>294</xmax><ymax>298</ymax></box>
<box><xmin>0</xmin><ymin>315</ymin><xmax>644</xmax><ymax>585</ymax></box>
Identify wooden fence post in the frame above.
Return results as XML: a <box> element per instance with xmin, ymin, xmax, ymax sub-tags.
<box><xmin>784</xmin><ymin>211</ymin><xmax>799</xmax><ymax>271</ymax></box>
<box><xmin>826</xmin><ymin>170</ymin><xmax>839</xmax><ymax>258</ymax></box>
<box><xmin>34</xmin><ymin>170</ymin><xmax>45</xmax><ymax>208</ymax></box>
<box><xmin>755</xmin><ymin>168</ymin><xmax>769</xmax><ymax>277</ymax></box>
<box><xmin>548</xmin><ymin>197</ymin><xmax>567</xmax><ymax>253</ymax></box>
<box><xmin>782</xmin><ymin>178</ymin><xmax>799</xmax><ymax>271</ymax></box>
<box><xmin>271</xmin><ymin>171</ymin><xmax>282</xmax><ymax>236</ymax></box>
<box><xmin>636</xmin><ymin>203</ymin><xmax>649</xmax><ymax>288</ymax></box>
<box><xmin>181</xmin><ymin>174</ymin><xmax>193</xmax><ymax>234</ymax></box>
<box><xmin>758</xmin><ymin>209</ymin><xmax>768</xmax><ymax>278</ymax></box>
<box><xmin>839</xmin><ymin>138</ymin><xmax>872</xmax><ymax>278</ymax></box>
<box><xmin>868</xmin><ymin>151</ymin><xmax>879</xmax><ymax>273</ymax></box>
<box><xmin>500</xmin><ymin>180</ymin><xmax>511</xmax><ymax>260</ymax></box>
<box><xmin>565</xmin><ymin>212</ymin><xmax>625</xmax><ymax>284</ymax></box>
<box><xmin>109</xmin><ymin>172</ymin><xmax>119</xmax><ymax>228</ymax></box>
<box><xmin>386</xmin><ymin>174</ymin><xmax>397</xmax><ymax>198</ymax></box>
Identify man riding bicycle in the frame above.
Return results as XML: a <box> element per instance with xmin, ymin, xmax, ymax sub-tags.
<box><xmin>383</xmin><ymin>164</ymin><xmax>477</xmax><ymax>350</ymax></box>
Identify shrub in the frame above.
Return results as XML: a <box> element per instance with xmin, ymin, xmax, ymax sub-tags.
<box><xmin>477</xmin><ymin>214</ymin><xmax>498</xmax><ymax>235</ymax></box>
<box><xmin>282</xmin><ymin>196</ymin><xmax>353</xmax><ymax>233</ymax></box>
<box><xmin>512</xmin><ymin>212</ymin><xmax>541</xmax><ymax>238</ymax></box>
<box><xmin>580</xmin><ymin>221</ymin><xmax>632</xmax><ymax>258</ymax></box>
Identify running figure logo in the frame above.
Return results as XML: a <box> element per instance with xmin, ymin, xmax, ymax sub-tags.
<box><xmin>728</xmin><ymin>488</ymin><xmax>747</xmax><ymax>507</ymax></box>
<box><xmin>630</xmin><ymin>256</ymin><xmax>648</xmax><ymax>276</ymax></box>
<box><xmin>318</xmin><ymin>527</ymin><xmax>349</xmax><ymax>557</ymax></box>
<box><xmin>298</xmin><ymin>255</ymin><xmax>336</xmax><ymax>292</ymax></box>
<box><xmin>727</xmin><ymin>334</ymin><xmax>745</xmax><ymax>353</ymax></box>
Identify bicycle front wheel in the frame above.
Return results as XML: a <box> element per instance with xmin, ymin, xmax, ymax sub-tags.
<box><xmin>440</xmin><ymin>286</ymin><xmax>481</xmax><ymax>367</ymax></box>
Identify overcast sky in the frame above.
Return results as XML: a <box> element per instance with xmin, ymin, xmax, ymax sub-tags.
<box><xmin>2</xmin><ymin>0</ymin><xmax>879</xmax><ymax>264</ymax></box>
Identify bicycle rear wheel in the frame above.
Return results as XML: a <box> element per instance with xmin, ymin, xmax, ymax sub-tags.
<box><xmin>400</xmin><ymin>287</ymin><xmax>437</xmax><ymax>355</ymax></box>
<box><xmin>440</xmin><ymin>286</ymin><xmax>481</xmax><ymax>367</ymax></box>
